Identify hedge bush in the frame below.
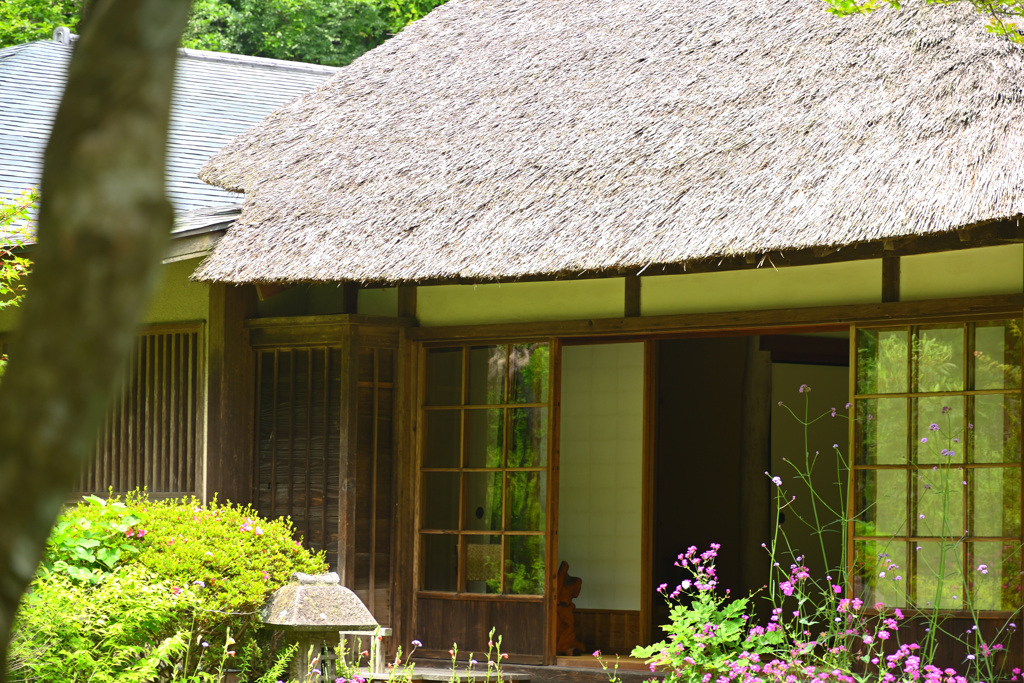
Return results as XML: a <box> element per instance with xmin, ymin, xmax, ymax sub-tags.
<box><xmin>10</xmin><ymin>492</ymin><xmax>327</xmax><ymax>682</ymax></box>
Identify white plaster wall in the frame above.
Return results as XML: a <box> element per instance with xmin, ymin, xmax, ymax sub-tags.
<box><xmin>417</xmin><ymin>278</ymin><xmax>625</xmax><ymax>326</ymax></box>
<box><xmin>900</xmin><ymin>245</ymin><xmax>1023</xmax><ymax>301</ymax></box>
<box><xmin>641</xmin><ymin>260</ymin><xmax>882</xmax><ymax>316</ymax></box>
<box><xmin>558</xmin><ymin>342</ymin><xmax>644</xmax><ymax>610</ymax></box>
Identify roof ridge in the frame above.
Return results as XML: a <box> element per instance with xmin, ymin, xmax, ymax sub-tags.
<box><xmin>177</xmin><ymin>47</ymin><xmax>339</xmax><ymax>74</ymax></box>
<box><xmin>3</xmin><ymin>28</ymin><xmax>341</xmax><ymax>75</ymax></box>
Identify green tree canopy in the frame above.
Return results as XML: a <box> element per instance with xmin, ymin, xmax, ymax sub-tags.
<box><xmin>0</xmin><ymin>0</ymin><xmax>448</xmax><ymax>66</ymax></box>
<box><xmin>825</xmin><ymin>0</ymin><xmax>1024</xmax><ymax>44</ymax></box>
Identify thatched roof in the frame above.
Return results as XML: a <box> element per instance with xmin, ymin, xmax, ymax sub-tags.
<box><xmin>195</xmin><ymin>0</ymin><xmax>1024</xmax><ymax>285</ymax></box>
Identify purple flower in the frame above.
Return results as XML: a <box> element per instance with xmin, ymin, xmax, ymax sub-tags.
<box><xmin>411</xmin><ymin>640</ymin><xmax>422</xmax><ymax>648</ymax></box>
<box><xmin>772</xmin><ymin>476</ymin><xmax>782</xmax><ymax>487</ymax></box>
<box><xmin>921</xmin><ymin>437</ymin><xmax>928</xmax><ymax>444</ymax></box>
<box><xmin>929</xmin><ymin>423</ymin><xmax>940</xmax><ymax>431</ymax></box>
<box><xmin>799</xmin><ymin>384</ymin><xmax>811</xmax><ymax>393</ymax></box>
<box><xmin>978</xmin><ymin>564</ymin><xmax>989</xmax><ymax>575</ymax></box>
<box><xmin>942</xmin><ymin>406</ymin><xmax>951</xmax><ymax>415</ymax></box>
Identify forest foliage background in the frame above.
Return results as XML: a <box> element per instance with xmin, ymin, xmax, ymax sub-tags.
<box><xmin>0</xmin><ymin>0</ymin><xmax>448</xmax><ymax>65</ymax></box>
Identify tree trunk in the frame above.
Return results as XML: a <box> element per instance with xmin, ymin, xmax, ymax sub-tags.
<box><xmin>0</xmin><ymin>0</ymin><xmax>190</xmax><ymax>678</ymax></box>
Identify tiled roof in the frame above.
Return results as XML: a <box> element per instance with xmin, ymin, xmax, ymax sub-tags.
<box><xmin>0</xmin><ymin>34</ymin><xmax>336</xmax><ymax>234</ymax></box>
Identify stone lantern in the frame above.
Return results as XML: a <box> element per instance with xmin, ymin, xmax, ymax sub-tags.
<box><xmin>262</xmin><ymin>572</ymin><xmax>380</xmax><ymax>681</ymax></box>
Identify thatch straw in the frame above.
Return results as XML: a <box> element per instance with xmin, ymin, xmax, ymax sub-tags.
<box><xmin>194</xmin><ymin>0</ymin><xmax>1024</xmax><ymax>285</ymax></box>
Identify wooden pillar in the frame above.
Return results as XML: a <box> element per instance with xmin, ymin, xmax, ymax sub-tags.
<box><xmin>338</xmin><ymin>325</ymin><xmax>360</xmax><ymax>588</ymax></box>
<box><xmin>390</xmin><ymin>331</ymin><xmax>417</xmax><ymax>649</ymax></box>
<box><xmin>738</xmin><ymin>335</ymin><xmax>772</xmax><ymax>604</ymax></box>
<box><xmin>624</xmin><ymin>276</ymin><xmax>641</xmax><ymax>317</ymax></box>
<box><xmin>882</xmin><ymin>256</ymin><xmax>901</xmax><ymax>303</ymax></box>
<box><xmin>204</xmin><ymin>283</ymin><xmax>257</xmax><ymax>505</ymax></box>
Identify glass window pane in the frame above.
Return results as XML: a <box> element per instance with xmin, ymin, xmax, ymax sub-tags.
<box><xmin>469</xmin><ymin>346</ymin><xmax>506</xmax><ymax>405</ymax></box>
<box><xmin>915</xmin><ymin>325</ymin><xmax>965</xmax><ymax>392</ymax></box>
<box><xmin>854</xmin><ymin>469</ymin><xmax>907</xmax><ymax>537</ymax></box>
<box><xmin>853</xmin><ymin>540</ymin><xmax>907</xmax><ymax>608</ymax></box>
<box><xmin>424</xmin><ymin>410</ymin><xmax>461</xmax><ymax>468</ymax></box>
<box><xmin>510</xmin><ymin>343</ymin><xmax>549</xmax><ymax>403</ymax></box>
<box><xmin>422</xmin><ymin>472</ymin><xmax>460</xmax><ymax>530</ymax></box>
<box><xmin>465</xmin><ymin>409</ymin><xmax>503</xmax><ymax>468</ymax></box>
<box><xmin>916</xmin><ymin>396</ymin><xmax>964</xmax><ymax>465</ymax></box>
<box><xmin>426</xmin><ymin>348</ymin><xmax>462</xmax><ymax>406</ymax></box>
<box><xmin>505</xmin><ymin>535</ymin><xmax>545</xmax><ymax>595</ymax></box>
<box><xmin>506</xmin><ymin>471</ymin><xmax>546</xmax><ymax>531</ymax></box>
<box><xmin>463</xmin><ymin>472</ymin><xmax>502</xmax><ymax>531</ymax></box>
<box><xmin>916</xmin><ymin>467</ymin><xmax>964</xmax><ymax>538</ymax></box>
<box><xmin>915</xmin><ymin>542</ymin><xmax>964</xmax><ymax>609</ymax></box>
<box><xmin>972</xmin><ymin>394</ymin><xmax>1021</xmax><ymax>464</ymax></box>
<box><xmin>856</xmin><ymin>398</ymin><xmax>907</xmax><ymax>465</ymax></box>
<box><xmin>972</xmin><ymin>467</ymin><xmax>1021</xmax><ymax>537</ymax></box>
<box><xmin>969</xmin><ymin>542</ymin><xmax>1022</xmax><ymax>611</ymax></box>
<box><xmin>466</xmin><ymin>535</ymin><xmax>502</xmax><ymax>594</ymax></box>
<box><xmin>973</xmin><ymin>320</ymin><xmax>1022</xmax><ymax>391</ymax></box>
<box><xmin>421</xmin><ymin>534</ymin><xmax>458</xmax><ymax>591</ymax></box>
<box><xmin>856</xmin><ymin>328</ymin><xmax>908</xmax><ymax>395</ymax></box>
<box><xmin>508</xmin><ymin>408</ymin><xmax>548</xmax><ymax>467</ymax></box>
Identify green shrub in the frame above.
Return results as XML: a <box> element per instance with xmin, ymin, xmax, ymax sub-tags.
<box><xmin>10</xmin><ymin>492</ymin><xmax>328</xmax><ymax>682</ymax></box>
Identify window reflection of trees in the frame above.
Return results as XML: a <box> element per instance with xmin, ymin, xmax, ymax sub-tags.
<box><xmin>853</xmin><ymin>320</ymin><xmax>1022</xmax><ymax>611</ymax></box>
<box><xmin>421</xmin><ymin>342</ymin><xmax>549</xmax><ymax>596</ymax></box>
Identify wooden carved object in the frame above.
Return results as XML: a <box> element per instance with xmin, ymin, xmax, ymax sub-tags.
<box><xmin>556</xmin><ymin>561</ymin><xmax>585</xmax><ymax>656</ymax></box>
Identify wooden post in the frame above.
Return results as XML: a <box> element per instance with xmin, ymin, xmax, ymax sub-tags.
<box><xmin>624</xmin><ymin>276</ymin><xmax>641</xmax><ymax>317</ymax></box>
<box><xmin>391</xmin><ymin>333</ymin><xmax>418</xmax><ymax>651</ymax></box>
<box><xmin>338</xmin><ymin>326</ymin><xmax>360</xmax><ymax>588</ymax></box>
<box><xmin>738</xmin><ymin>336</ymin><xmax>772</xmax><ymax>603</ymax></box>
<box><xmin>205</xmin><ymin>283</ymin><xmax>257</xmax><ymax>505</ymax></box>
<box><xmin>882</xmin><ymin>256</ymin><xmax>901</xmax><ymax>303</ymax></box>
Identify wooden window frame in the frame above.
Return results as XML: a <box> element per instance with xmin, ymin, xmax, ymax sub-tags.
<box><xmin>849</xmin><ymin>316</ymin><xmax>1024</xmax><ymax>615</ymax></box>
<box><xmin>416</xmin><ymin>339</ymin><xmax>556</xmax><ymax>600</ymax></box>
<box><xmin>75</xmin><ymin>321</ymin><xmax>206</xmax><ymax>498</ymax></box>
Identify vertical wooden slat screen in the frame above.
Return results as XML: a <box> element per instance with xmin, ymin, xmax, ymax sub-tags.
<box><xmin>75</xmin><ymin>324</ymin><xmax>203</xmax><ymax>496</ymax></box>
<box><xmin>250</xmin><ymin>321</ymin><xmax>399</xmax><ymax>626</ymax></box>
<box><xmin>256</xmin><ymin>347</ymin><xmax>343</xmax><ymax>567</ymax></box>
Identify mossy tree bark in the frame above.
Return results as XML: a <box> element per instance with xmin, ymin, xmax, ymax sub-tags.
<box><xmin>0</xmin><ymin>0</ymin><xmax>190</xmax><ymax>678</ymax></box>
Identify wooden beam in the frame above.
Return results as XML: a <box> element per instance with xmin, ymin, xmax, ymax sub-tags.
<box><xmin>624</xmin><ymin>275</ymin><xmax>641</xmax><ymax>317</ymax></box>
<box><xmin>408</xmin><ymin>293</ymin><xmax>1024</xmax><ymax>342</ymax></box>
<box><xmin>327</xmin><ymin>218</ymin><xmax>1024</xmax><ymax>289</ymax></box>
<box><xmin>882</xmin><ymin>256</ymin><xmax>901</xmax><ymax>303</ymax></box>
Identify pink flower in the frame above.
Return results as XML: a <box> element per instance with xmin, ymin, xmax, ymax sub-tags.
<box><xmin>254</xmin><ymin>526</ymin><xmax>264</xmax><ymax>535</ymax></box>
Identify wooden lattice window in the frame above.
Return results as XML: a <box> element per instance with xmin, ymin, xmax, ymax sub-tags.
<box><xmin>419</xmin><ymin>342</ymin><xmax>551</xmax><ymax>596</ymax></box>
<box><xmin>254</xmin><ymin>335</ymin><xmax>396</xmax><ymax>624</ymax></box>
<box><xmin>852</xmin><ymin>319</ymin><xmax>1023</xmax><ymax>610</ymax></box>
<box><xmin>256</xmin><ymin>347</ymin><xmax>343</xmax><ymax>566</ymax></box>
<box><xmin>77</xmin><ymin>324</ymin><xmax>204</xmax><ymax>496</ymax></box>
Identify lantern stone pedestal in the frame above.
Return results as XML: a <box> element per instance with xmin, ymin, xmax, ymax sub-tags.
<box><xmin>262</xmin><ymin>572</ymin><xmax>380</xmax><ymax>681</ymax></box>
